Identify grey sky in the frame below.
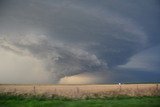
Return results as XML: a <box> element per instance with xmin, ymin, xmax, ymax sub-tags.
<box><xmin>0</xmin><ymin>0</ymin><xmax>160</xmax><ymax>84</ymax></box>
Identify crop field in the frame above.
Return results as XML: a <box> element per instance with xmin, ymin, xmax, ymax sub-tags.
<box><xmin>0</xmin><ymin>84</ymin><xmax>160</xmax><ymax>107</ymax></box>
<box><xmin>0</xmin><ymin>84</ymin><xmax>160</xmax><ymax>98</ymax></box>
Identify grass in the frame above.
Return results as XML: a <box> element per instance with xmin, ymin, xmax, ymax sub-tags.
<box><xmin>0</xmin><ymin>94</ymin><xmax>160</xmax><ymax>107</ymax></box>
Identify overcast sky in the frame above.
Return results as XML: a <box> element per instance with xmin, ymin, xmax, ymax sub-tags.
<box><xmin>0</xmin><ymin>0</ymin><xmax>160</xmax><ymax>84</ymax></box>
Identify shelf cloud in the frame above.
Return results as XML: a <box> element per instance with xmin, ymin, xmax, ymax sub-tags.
<box><xmin>0</xmin><ymin>0</ymin><xmax>160</xmax><ymax>84</ymax></box>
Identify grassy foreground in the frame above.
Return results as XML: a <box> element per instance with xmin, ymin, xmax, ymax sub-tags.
<box><xmin>0</xmin><ymin>94</ymin><xmax>160</xmax><ymax>107</ymax></box>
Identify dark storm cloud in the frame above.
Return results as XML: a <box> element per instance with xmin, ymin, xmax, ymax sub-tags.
<box><xmin>0</xmin><ymin>0</ymin><xmax>160</xmax><ymax>83</ymax></box>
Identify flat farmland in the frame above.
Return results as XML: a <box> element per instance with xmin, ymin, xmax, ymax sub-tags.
<box><xmin>0</xmin><ymin>84</ymin><xmax>159</xmax><ymax>98</ymax></box>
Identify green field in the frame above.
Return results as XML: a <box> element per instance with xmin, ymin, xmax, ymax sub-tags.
<box><xmin>0</xmin><ymin>94</ymin><xmax>160</xmax><ymax>107</ymax></box>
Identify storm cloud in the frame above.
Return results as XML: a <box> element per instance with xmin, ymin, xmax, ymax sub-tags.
<box><xmin>0</xmin><ymin>0</ymin><xmax>160</xmax><ymax>84</ymax></box>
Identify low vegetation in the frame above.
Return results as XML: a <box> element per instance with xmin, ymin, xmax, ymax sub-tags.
<box><xmin>0</xmin><ymin>84</ymin><xmax>160</xmax><ymax>107</ymax></box>
<box><xmin>0</xmin><ymin>93</ymin><xmax>160</xmax><ymax>107</ymax></box>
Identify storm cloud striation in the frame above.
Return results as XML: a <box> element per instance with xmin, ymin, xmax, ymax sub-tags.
<box><xmin>0</xmin><ymin>0</ymin><xmax>160</xmax><ymax>84</ymax></box>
